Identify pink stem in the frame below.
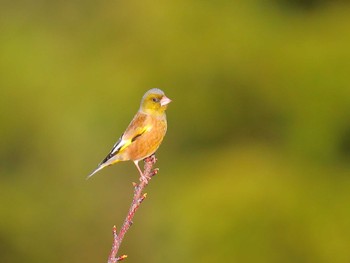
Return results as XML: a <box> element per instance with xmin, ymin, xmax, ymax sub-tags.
<box><xmin>107</xmin><ymin>155</ymin><xmax>158</xmax><ymax>263</ymax></box>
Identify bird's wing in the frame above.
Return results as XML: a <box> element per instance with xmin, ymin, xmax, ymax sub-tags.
<box><xmin>99</xmin><ymin>113</ymin><xmax>151</xmax><ymax>165</ymax></box>
<box><xmin>98</xmin><ymin>135</ymin><xmax>123</xmax><ymax>165</ymax></box>
<box><xmin>87</xmin><ymin>110</ymin><xmax>156</xmax><ymax>180</ymax></box>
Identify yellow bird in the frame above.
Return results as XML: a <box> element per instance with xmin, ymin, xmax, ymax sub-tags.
<box><xmin>88</xmin><ymin>88</ymin><xmax>171</xmax><ymax>180</ymax></box>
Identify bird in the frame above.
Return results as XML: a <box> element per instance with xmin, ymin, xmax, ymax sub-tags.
<box><xmin>87</xmin><ymin>88</ymin><xmax>171</xmax><ymax>181</ymax></box>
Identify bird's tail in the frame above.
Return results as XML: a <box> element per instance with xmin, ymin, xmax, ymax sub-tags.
<box><xmin>86</xmin><ymin>162</ymin><xmax>111</xmax><ymax>179</ymax></box>
<box><xmin>86</xmin><ymin>159</ymin><xmax>121</xmax><ymax>180</ymax></box>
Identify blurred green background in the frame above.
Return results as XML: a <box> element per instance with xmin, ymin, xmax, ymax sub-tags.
<box><xmin>1</xmin><ymin>0</ymin><xmax>350</xmax><ymax>262</ymax></box>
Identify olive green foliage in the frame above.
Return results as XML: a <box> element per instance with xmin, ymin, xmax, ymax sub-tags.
<box><xmin>1</xmin><ymin>1</ymin><xmax>350</xmax><ymax>262</ymax></box>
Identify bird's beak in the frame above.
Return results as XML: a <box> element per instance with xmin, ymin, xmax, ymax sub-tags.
<box><xmin>160</xmin><ymin>95</ymin><xmax>172</xmax><ymax>106</ymax></box>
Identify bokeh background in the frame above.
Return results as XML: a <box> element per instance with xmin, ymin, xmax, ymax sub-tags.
<box><xmin>1</xmin><ymin>0</ymin><xmax>350</xmax><ymax>262</ymax></box>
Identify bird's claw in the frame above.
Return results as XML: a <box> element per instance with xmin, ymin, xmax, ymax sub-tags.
<box><xmin>140</xmin><ymin>174</ymin><xmax>151</xmax><ymax>184</ymax></box>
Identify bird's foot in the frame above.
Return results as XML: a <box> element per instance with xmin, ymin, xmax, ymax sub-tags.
<box><xmin>140</xmin><ymin>173</ymin><xmax>151</xmax><ymax>184</ymax></box>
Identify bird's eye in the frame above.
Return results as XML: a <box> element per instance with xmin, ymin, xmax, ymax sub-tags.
<box><xmin>152</xmin><ymin>97</ymin><xmax>159</xmax><ymax>102</ymax></box>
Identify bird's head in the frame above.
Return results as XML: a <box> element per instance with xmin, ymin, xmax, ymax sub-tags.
<box><xmin>140</xmin><ymin>88</ymin><xmax>172</xmax><ymax>115</ymax></box>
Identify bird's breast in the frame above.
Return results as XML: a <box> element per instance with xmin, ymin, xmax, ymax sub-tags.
<box><xmin>125</xmin><ymin>116</ymin><xmax>167</xmax><ymax>161</ymax></box>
